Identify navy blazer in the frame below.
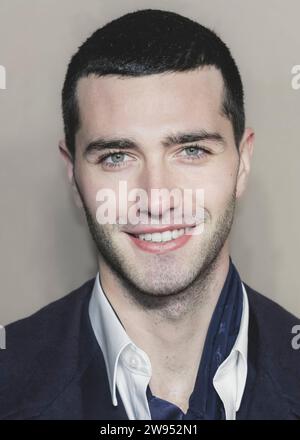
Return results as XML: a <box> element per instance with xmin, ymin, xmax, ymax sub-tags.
<box><xmin>0</xmin><ymin>279</ymin><xmax>299</xmax><ymax>420</ymax></box>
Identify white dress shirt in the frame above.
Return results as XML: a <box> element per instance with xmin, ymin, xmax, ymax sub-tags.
<box><xmin>88</xmin><ymin>273</ymin><xmax>249</xmax><ymax>420</ymax></box>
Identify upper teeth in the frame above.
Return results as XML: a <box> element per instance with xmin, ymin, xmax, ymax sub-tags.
<box><xmin>137</xmin><ymin>227</ymin><xmax>193</xmax><ymax>242</ymax></box>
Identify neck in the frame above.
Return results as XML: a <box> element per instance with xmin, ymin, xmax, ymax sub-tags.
<box><xmin>97</xmin><ymin>244</ymin><xmax>230</xmax><ymax>408</ymax></box>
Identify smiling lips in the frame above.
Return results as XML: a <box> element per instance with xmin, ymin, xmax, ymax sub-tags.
<box><xmin>125</xmin><ymin>224</ymin><xmax>197</xmax><ymax>254</ymax></box>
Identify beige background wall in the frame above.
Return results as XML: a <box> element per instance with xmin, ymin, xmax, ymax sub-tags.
<box><xmin>0</xmin><ymin>0</ymin><xmax>299</xmax><ymax>325</ymax></box>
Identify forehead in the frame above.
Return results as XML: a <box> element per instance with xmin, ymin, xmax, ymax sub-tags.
<box><xmin>76</xmin><ymin>67</ymin><xmax>226</xmax><ymax>141</ymax></box>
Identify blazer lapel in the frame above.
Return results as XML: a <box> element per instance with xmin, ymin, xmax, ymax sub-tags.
<box><xmin>237</xmin><ymin>292</ymin><xmax>300</xmax><ymax>420</ymax></box>
<box><xmin>80</xmin><ymin>349</ymin><xmax>129</xmax><ymax>420</ymax></box>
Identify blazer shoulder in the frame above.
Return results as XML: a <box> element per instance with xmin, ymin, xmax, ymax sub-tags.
<box><xmin>244</xmin><ymin>282</ymin><xmax>300</xmax><ymax>368</ymax></box>
<box><xmin>244</xmin><ymin>282</ymin><xmax>299</xmax><ymax>328</ymax></box>
<box><xmin>0</xmin><ymin>277</ymin><xmax>96</xmax><ymax>419</ymax></box>
<box><xmin>244</xmin><ymin>282</ymin><xmax>300</xmax><ymax>416</ymax></box>
<box><xmin>3</xmin><ymin>277</ymin><xmax>95</xmax><ymax>345</ymax></box>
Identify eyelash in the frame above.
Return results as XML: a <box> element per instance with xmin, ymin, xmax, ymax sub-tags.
<box><xmin>96</xmin><ymin>144</ymin><xmax>210</xmax><ymax>169</ymax></box>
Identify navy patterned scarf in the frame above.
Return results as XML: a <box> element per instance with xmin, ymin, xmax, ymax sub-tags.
<box><xmin>146</xmin><ymin>258</ymin><xmax>243</xmax><ymax>420</ymax></box>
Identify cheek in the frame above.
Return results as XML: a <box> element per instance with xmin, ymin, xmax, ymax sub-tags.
<box><xmin>75</xmin><ymin>164</ymin><xmax>105</xmax><ymax>215</ymax></box>
<box><xmin>200</xmin><ymin>168</ymin><xmax>237</xmax><ymax>218</ymax></box>
<box><xmin>78</xmin><ymin>172</ymin><xmax>134</xmax><ymax>225</ymax></box>
<box><xmin>80</xmin><ymin>179</ymin><xmax>99</xmax><ymax>209</ymax></box>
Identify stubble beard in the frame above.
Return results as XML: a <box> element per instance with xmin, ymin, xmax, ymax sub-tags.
<box><xmin>76</xmin><ymin>180</ymin><xmax>237</xmax><ymax>319</ymax></box>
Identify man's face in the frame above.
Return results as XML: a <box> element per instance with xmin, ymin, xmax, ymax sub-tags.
<box><xmin>64</xmin><ymin>67</ymin><xmax>252</xmax><ymax>298</ymax></box>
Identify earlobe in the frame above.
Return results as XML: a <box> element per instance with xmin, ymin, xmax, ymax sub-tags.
<box><xmin>72</xmin><ymin>171</ymin><xmax>84</xmax><ymax>209</ymax></box>
<box><xmin>58</xmin><ymin>139</ymin><xmax>83</xmax><ymax>209</ymax></box>
<box><xmin>58</xmin><ymin>139</ymin><xmax>74</xmax><ymax>184</ymax></box>
<box><xmin>236</xmin><ymin>128</ymin><xmax>255</xmax><ymax>199</ymax></box>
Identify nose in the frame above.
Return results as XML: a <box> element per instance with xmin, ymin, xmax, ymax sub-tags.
<box><xmin>136</xmin><ymin>162</ymin><xmax>181</xmax><ymax>222</ymax></box>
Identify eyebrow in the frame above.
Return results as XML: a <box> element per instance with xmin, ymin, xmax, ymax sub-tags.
<box><xmin>83</xmin><ymin>129</ymin><xmax>226</xmax><ymax>157</ymax></box>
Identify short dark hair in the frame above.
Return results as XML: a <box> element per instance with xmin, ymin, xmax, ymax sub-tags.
<box><xmin>62</xmin><ymin>9</ymin><xmax>245</xmax><ymax>159</ymax></box>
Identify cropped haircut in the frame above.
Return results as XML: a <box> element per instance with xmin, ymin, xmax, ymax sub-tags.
<box><xmin>62</xmin><ymin>9</ymin><xmax>245</xmax><ymax>159</ymax></box>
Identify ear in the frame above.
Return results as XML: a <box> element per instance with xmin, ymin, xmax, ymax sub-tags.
<box><xmin>235</xmin><ymin>127</ymin><xmax>255</xmax><ymax>199</ymax></box>
<box><xmin>58</xmin><ymin>139</ymin><xmax>83</xmax><ymax>208</ymax></box>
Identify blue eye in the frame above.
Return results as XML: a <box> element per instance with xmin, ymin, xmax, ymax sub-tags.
<box><xmin>181</xmin><ymin>145</ymin><xmax>209</xmax><ymax>160</ymax></box>
<box><xmin>98</xmin><ymin>151</ymin><xmax>130</xmax><ymax>168</ymax></box>
<box><xmin>96</xmin><ymin>144</ymin><xmax>210</xmax><ymax>169</ymax></box>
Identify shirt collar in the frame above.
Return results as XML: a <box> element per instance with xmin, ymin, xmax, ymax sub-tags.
<box><xmin>88</xmin><ymin>273</ymin><xmax>133</xmax><ymax>406</ymax></box>
<box><xmin>213</xmin><ymin>283</ymin><xmax>249</xmax><ymax>418</ymax></box>
<box><xmin>89</xmin><ymin>272</ymin><xmax>249</xmax><ymax>418</ymax></box>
